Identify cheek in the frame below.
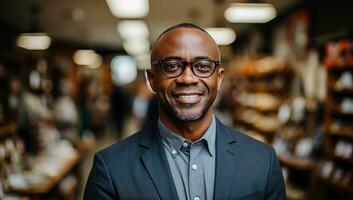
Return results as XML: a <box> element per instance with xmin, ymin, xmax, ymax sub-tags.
<box><xmin>156</xmin><ymin>79</ymin><xmax>173</xmax><ymax>98</ymax></box>
<box><xmin>203</xmin><ymin>79</ymin><xmax>219</xmax><ymax>95</ymax></box>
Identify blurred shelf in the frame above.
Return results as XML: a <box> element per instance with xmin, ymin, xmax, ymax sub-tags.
<box><xmin>329</xmin><ymin>154</ymin><xmax>353</xmax><ymax>165</ymax></box>
<box><xmin>279</xmin><ymin>154</ymin><xmax>318</xmax><ymax>171</ymax></box>
<box><xmin>331</xmin><ymin>110</ymin><xmax>353</xmax><ymax>118</ymax></box>
<box><xmin>328</xmin><ymin>130</ymin><xmax>353</xmax><ymax>140</ymax></box>
<box><xmin>235</xmin><ymin>103</ymin><xmax>279</xmax><ymax>114</ymax></box>
<box><xmin>7</xmin><ymin>153</ymin><xmax>80</xmax><ymax>195</ymax></box>
<box><xmin>319</xmin><ymin>177</ymin><xmax>353</xmax><ymax>196</ymax></box>
<box><xmin>245</xmin><ymin>85</ymin><xmax>288</xmax><ymax>94</ymax></box>
<box><xmin>330</xmin><ymin>89</ymin><xmax>353</xmax><ymax>95</ymax></box>
<box><xmin>0</xmin><ymin>123</ymin><xmax>17</xmax><ymax>138</ymax></box>
<box><xmin>2</xmin><ymin>194</ymin><xmax>30</xmax><ymax>200</ymax></box>
<box><xmin>233</xmin><ymin>118</ymin><xmax>277</xmax><ymax>136</ymax></box>
<box><xmin>327</xmin><ymin>65</ymin><xmax>353</xmax><ymax>73</ymax></box>
<box><xmin>240</xmin><ymin>69</ymin><xmax>292</xmax><ymax>78</ymax></box>
<box><xmin>286</xmin><ymin>183</ymin><xmax>307</xmax><ymax>200</ymax></box>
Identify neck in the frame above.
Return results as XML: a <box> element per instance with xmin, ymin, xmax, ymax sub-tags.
<box><xmin>159</xmin><ymin>108</ymin><xmax>214</xmax><ymax>142</ymax></box>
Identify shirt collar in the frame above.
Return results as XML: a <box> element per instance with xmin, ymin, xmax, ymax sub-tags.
<box><xmin>158</xmin><ymin>115</ymin><xmax>216</xmax><ymax>157</ymax></box>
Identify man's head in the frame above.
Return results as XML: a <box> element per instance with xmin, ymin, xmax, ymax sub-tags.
<box><xmin>147</xmin><ymin>23</ymin><xmax>224</xmax><ymax>123</ymax></box>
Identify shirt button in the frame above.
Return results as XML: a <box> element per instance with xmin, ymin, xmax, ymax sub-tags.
<box><xmin>194</xmin><ymin>196</ymin><xmax>200</xmax><ymax>200</ymax></box>
<box><xmin>171</xmin><ymin>150</ymin><xmax>177</xmax><ymax>155</ymax></box>
<box><xmin>192</xmin><ymin>164</ymin><xmax>197</xmax><ymax>170</ymax></box>
<box><xmin>182</xmin><ymin>142</ymin><xmax>188</xmax><ymax>148</ymax></box>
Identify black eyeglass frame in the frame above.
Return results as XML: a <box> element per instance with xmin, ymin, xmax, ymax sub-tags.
<box><xmin>151</xmin><ymin>59</ymin><xmax>221</xmax><ymax>78</ymax></box>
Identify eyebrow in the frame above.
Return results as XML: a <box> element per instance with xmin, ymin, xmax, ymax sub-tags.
<box><xmin>160</xmin><ymin>56</ymin><xmax>214</xmax><ymax>61</ymax></box>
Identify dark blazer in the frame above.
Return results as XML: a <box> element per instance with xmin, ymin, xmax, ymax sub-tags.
<box><xmin>84</xmin><ymin>118</ymin><xmax>286</xmax><ymax>200</ymax></box>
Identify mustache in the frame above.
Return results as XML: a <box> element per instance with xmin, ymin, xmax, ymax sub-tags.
<box><xmin>170</xmin><ymin>84</ymin><xmax>207</xmax><ymax>94</ymax></box>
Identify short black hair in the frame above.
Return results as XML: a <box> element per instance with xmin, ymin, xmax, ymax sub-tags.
<box><xmin>153</xmin><ymin>23</ymin><xmax>211</xmax><ymax>46</ymax></box>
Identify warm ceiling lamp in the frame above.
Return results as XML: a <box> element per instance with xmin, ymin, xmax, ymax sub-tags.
<box><xmin>205</xmin><ymin>28</ymin><xmax>236</xmax><ymax>45</ymax></box>
<box><xmin>106</xmin><ymin>0</ymin><xmax>149</xmax><ymax>18</ymax></box>
<box><xmin>225</xmin><ymin>3</ymin><xmax>276</xmax><ymax>23</ymax></box>
<box><xmin>123</xmin><ymin>38</ymin><xmax>150</xmax><ymax>55</ymax></box>
<box><xmin>73</xmin><ymin>49</ymin><xmax>102</xmax><ymax>68</ymax></box>
<box><xmin>16</xmin><ymin>33</ymin><xmax>51</xmax><ymax>50</ymax></box>
<box><xmin>117</xmin><ymin>20</ymin><xmax>149</xmax><ymax>40</ymax></box>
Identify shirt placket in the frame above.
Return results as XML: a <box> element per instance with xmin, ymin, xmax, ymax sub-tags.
<box><xmin>188</xmin><ymin>142</ymin><xmax>203</xmax><ymax>200</ymax></box>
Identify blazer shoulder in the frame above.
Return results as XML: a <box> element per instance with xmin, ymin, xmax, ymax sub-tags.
<box><xmin>223</xmin><ymin>124</ymin><xmax>273</xmax><ymax>154</ymax></box>
<box><xmin>98</xmin><ymin>129</ymin><xmax>144</xmax><ymax>160</ymax></box>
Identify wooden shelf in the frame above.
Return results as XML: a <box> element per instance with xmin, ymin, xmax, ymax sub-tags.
<box><xmin>327</xmin><ymin>65</ymin><xmax>353</xmax><ymax>73</ymax></box>
<box><xmin>246</xmin><ymin>85</ymin><xmax>288</xmax><ymax>94</ymax></box>
<box><xmin>331</xmin><ymin>110</ymin><xmax>353</xmax><ymax>118</ymax></box>
<box><xmin>330</xmin><ymin>89</ymin><xmax>353</xmax><ymax>95</ymax></box>
<box><xmin>233</xmin><ymin>117</ymin><xmax>277</xmax><ymax>136</ymax></box>
<box><xmin>330</xmin><ymin>154</ymin><xmax>353</xmax><ymax>165</ymax></box>
<box><xmin>279</xmin><ymin>154</ymin><xmax>318</xmax><ymax>171</ymax></box>
<box><xmin>328</xmin><ymin>131</ymin><xmax>353</xmax><ymax>140</ymax></box>
<box><xmin>7</xmin><ymin>153</ymin><xmax>80</xmax><ymax>195</ymax></box>
<box><xmin>319</xmin><ymin>177</ymin><xmax>353</xmax><ymax>196</ymax></box>
<box><xmin>0</xmin><ymin>123</ymin><xmax>17</xmax><ymax>138</ymax></box>
<box><xmin>240</xmin><ymin>69</ymin><xmax>292</xmax><ymax>78</ymax></box>
<box><xmin>235</xmin><ymin>103</ymin><xmax>279</xmax><ymax>114</ymax></box>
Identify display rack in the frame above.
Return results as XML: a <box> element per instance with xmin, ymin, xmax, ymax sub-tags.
<box><xmin>231</xmin><ymin>57</ymin><xmax>293</xmax><ymax>143</ymax></box>
<box><xmin>319</xmin><ymin>37</ymin><xmax>353</xmax><ymax>199</ymax></box>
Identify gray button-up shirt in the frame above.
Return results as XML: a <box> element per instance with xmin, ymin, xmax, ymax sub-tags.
<box><xmin>158</xmin><ymin>116</ymin><xmax>216</xmax><ymax>200</ymax></box>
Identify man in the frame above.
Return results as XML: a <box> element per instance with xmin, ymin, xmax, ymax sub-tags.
<box><xmin>84</xmin><ymin>23</ymin><xmax>286</xmax><ymax>200</ymax></box>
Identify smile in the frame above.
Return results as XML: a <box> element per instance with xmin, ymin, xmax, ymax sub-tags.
<box><xmin>173</xmin><ymin>94</ymin><xmax>203</xmax><ymax>104</ymax></box>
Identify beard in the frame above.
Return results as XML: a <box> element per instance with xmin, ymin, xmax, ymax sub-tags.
<box><xmin>164</xmin><ymin>85</ymin><xmax>215</xmax><ymax>122</ymax></box>
<box><xmin>172</xmin><ymin>102</ymin><xmax>204</xmax><ymax>121</ymax></box>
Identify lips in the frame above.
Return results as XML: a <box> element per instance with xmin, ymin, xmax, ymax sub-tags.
<box><xmin>172</xmin><ymin>91</ymin><xmax>203</xmax><ymax>104</ymax></box>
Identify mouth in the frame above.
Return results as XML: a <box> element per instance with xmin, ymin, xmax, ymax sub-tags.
<box><xmin>172</xmin><ymin>92</ymin><xmax>203</xmax><ymax>104</ymax></box>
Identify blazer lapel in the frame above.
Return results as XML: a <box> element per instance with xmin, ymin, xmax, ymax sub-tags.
<box><xmin>139</xmin><ymin>122</ymin><xmax>179</xmax><ymax>200</ymax></box>
<box><xmin>214</xmin><ymin>119</ymin><xmax>239</xmax><ymax>200</ymax></box>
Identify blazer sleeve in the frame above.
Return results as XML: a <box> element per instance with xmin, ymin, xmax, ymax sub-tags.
<box><xmin>83</xmin><ymin>152</ymin><xmax>119</xmax><ymax>200</ymax></box>
<box><xmin>264</xmin><ymin>147</ymin><xmax>286</xmax><ymax>200</ymax></box>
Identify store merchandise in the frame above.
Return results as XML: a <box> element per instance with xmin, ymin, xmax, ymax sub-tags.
<box><xmin>7</xmin><ymin>140</ymin><xmax>78</xmax><ymax>191</ymax></box>
<box><xmin>321</xmin><ymin>37</ymin><xmax>353</xmax><ymax>199</ymax></box>
<box><xmin>335</xmin><ymin>72</ymin><xmax>353</xmax><ymax>91</ymax></box>
<box><xmin>324</xmin><ymin>39</ymin><xmax>353</xmax><ymax>68</ymax></box>
<box><xmin>232</xmin><ymin>57</ymin><xmax>292</xmax><ymax>143</ymax></box>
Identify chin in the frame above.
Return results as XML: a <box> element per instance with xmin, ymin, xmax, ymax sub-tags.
<box><xmin>174</xmin><ymin>111</ymin><xmax>203</xmax><ymax>121</ymax></box>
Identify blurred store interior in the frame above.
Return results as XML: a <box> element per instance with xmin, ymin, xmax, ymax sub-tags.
<box><xmin>0</xmin><ymin>0</ymin><xmax>353</xmax><ymax>199</ymax></box>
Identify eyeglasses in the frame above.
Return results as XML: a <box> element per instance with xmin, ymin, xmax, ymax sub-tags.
<box><xmin>151</xmin><ymin>59</ymin><xmax>220</xmax><ymax>78</ymax></box>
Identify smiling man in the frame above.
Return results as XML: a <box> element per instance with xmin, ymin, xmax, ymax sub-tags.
<box><xmin>84</xmin><ymin>23</ymin><xmax>286</xmax><ymax>200</ymax></box>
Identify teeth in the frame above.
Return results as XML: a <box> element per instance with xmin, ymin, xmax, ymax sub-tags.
<box><xmin>178</xmin><ymin>95</ymin><xmax>198</xmax><ymax>98</ymax></box>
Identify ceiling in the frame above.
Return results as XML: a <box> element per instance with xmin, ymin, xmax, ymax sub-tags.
<box><xmin>0</xmin><ymin>0</ymin><xmax>300</xmax><ymax>50</ymax></box>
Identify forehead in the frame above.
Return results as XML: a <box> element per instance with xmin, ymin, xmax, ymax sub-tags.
<box><xmin>151</xmin><ymin>28</ymin><xmax>220</xmax><ymax>61</ymax></box>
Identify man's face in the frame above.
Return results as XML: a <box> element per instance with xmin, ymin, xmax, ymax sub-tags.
<box><xmin>147</xmin><ymin>28</ymin><xmax>224</xmax><ymax>122</ymax></box>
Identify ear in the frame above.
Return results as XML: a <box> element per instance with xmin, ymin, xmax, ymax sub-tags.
<box><xmin>217</xmin><ymin>67</ymin><xmax>224</xmax><ymax>91</ymax></box>
<box><xmin>145</xmin><ymin>68</ymin><xmax>156</xmax><ymax>93</ymax></box>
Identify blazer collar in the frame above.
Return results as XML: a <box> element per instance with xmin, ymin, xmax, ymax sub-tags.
<box><xmin>139</xmin><ymin>122</ymin><xmax>179</xmax><ymax>200</ymax></box>
<box><xmin>138</xmin><ymin>118</ymin><xmax>239</xmax><ymax>200</ymax></box>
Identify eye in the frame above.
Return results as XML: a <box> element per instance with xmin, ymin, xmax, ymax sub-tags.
<box><xmin>193</xmin><ymin>61</ymin><xmax>212</xmax><ymax>72</ymax></box>
<box><xmin>162</xmin><ymin>61</ymin><xmax>182</xmax><ymax>73</ymax></box>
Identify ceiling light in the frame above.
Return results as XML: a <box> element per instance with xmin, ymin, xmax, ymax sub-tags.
<box><xmin>106</xmin><ymin>0</ymin><xmax>149</xmax><ymax>18</ymax></box>
<box><xmin>205</xmin><ymin>28</ymin><xmax>236</xmax><ymax>45</ymax></box>
<box><xmin>123</xmin><ymin>39</ymin><xmax>150</xmax><ymax>55</ymax></box>
<box><xmin>225</xmin><ymin>3</ymin><xmax>276</xmax><ymax>23</ymax></box>
<box><xmin>118</xmin><ymin>20</ymin><xmax>149</xmax><ymax>40</ymax></box>
<box><xmin>111</xmin><ymin>55</ymin><xmax>137</xmax><ymax>85</ymax></box>
<box><xmin>73</xmin><ymin>50</ymin><xmax>102</xmax><ymax>68</ymax></box>
<box><xmin>16</xmin><ymin>33</ymin><xmax>51</xmax><ymax>50</ymax></box>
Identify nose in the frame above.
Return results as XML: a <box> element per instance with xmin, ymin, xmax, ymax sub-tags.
<box><xmin>175</xmin><ymin>63</ymin><xmax>198</xmax><ymax>85</ymax></box>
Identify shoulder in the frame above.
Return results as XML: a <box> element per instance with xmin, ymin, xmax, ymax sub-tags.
<box><xmin>218</xmin><ymin>121</ymin><xmax>274</xmax><ymax>156</ymax></box>
<box><xmin>96</xmin><ymin>129</ymin><xmax>145</xmax><ymax>163</ymax></box>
